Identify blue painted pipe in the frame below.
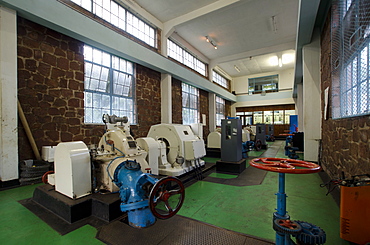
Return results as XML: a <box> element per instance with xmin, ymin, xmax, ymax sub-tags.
<box><xmin>113</xmin><ymin>159</ymin><xmax>159</xmax><ymax>228</ymax></box>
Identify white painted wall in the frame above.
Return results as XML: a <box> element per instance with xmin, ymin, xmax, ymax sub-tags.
<box><xmin>231</xmin><ymin>68</ymin><xmax>295</xmax><ymax>112</ymax></box>
<box><xmin>233</xmin><ymin>68</ymin><xmax>295</xmax><ymax>95</ymax></box>
<box><xmin>0</xmin><ymin>7</ymin><xmax>18</xmax><ymax>181</ymax></box>
<box><xmin>302</xmin><ymin>29</ymin><xmax>321</xmax><ymax>162</ymax></box>
<box><xmin>161</xmin><ymin>74</ymin><xmax>172</xmax><ymax>123</ymax></box>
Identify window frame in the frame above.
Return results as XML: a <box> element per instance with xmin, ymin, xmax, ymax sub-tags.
<box><xmin>213</xmin><ymin>70</ymin><xmax>230</xmax><ymax>90</ymax></box>
<box><xmin>68</xmin><ymin>0</ymin><xmax>157</xmax><ymax>48</ymax></box>
<box><xmin>167</xmin><ymin>39</ymin><xmax>207</xmax><ymax>77</ymax></box>
<box><xmin>331</xmin><ymin>0</ymin><xmax>370</xmax><ymax>118</ymax></box>
<box><xmin>182</xmin><ymin>83</ymin><xmax>200</xmax><ymax>125</ymax></box>
<box><xmin>215</xmin><ymin>96</ymin><xmax>225</xmax><ymax>126</ymax></box>
<box><xmin>83</xmin><ymin>45</ymin><xmax>136</xmax><ymax>124</ymax></box>
<box><xmin>248</xmin><ymin>75</ymin><xmax>279</xmax><ymax>94</ymax></box>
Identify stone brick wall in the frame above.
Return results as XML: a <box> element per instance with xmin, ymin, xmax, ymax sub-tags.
<box><xmin>17</xmin><ymin>17</ymin><xmax>105</xmax><ymax>161</ymax></box>
<box><xmin>134</xmin><ymin>64</ymin><xmax>161</xmax><ymax>137</ymax></box>
<box><xmin>199</xmin><ymin>89</ymin><xmax>210</xmax><ymax>139</ymax></box>
<box><xmin>17</xmin><ymin>17</ymin><xmax>161</xmax><ymax>161</ymax></box>
<box><xmin>172</xmin><ymin>78</ymin><xmax>183</xmax><ymax>124</ymax></box>
<box><xmin>320</xmin><ymin>12</ymin><xmax>370</xmax><ymax>179</ymax></box>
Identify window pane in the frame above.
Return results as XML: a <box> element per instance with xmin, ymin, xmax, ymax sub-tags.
<box><xmin>84</xmin><ymin>45</ymin><xmax>136</xmax><ymax>123</ymax></box>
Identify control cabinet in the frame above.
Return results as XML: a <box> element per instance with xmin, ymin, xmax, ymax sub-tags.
<box><xmin>221</xmin><ymin>119</ymin><xmax>242</xmax><ymax>162</ymax></box>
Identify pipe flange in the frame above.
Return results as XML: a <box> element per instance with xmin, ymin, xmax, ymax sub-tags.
<box><xmin>294</xmin><ymin>221</ymin><xmax>326</xmax><ymax>245</ymax></box>
<box><xmin>273</xmin><ymin>219</ymin><xmax>302</xmax><ymax>235</ymax></box>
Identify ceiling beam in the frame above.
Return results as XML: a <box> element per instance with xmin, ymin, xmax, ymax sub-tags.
<box><xmin>163</xmin><ymin>0</ymin><xmax>240</xmax><ymax>37</ymax></box>
<box><xmin>212</xmin><ymin>41</ymin><xmax>296</xmax><ymax>66</ymax></box>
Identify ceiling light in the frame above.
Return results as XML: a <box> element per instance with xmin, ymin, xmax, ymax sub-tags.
<box><xmin>279</xmin><ymin>58</ymin><xmax>283</xmax><ymax>67</ymax></box>
<box><xmin>234</xmin><ymin>65</ymin><xmax>240</xmax><ymax>72</ymax></box>
<box><xmin>269</xmin><ymin>56</ymin><xmax>278</xmax><ymax>66</ymax></box>
<box><xmin>205</xmin><ymin>36</ymin><xmax>218</xmax><ymax>50</ymax></box>
<box><xmin>282</xmin><ymin>53</ymin><xmax>294</xmax><ymax>64</ymax></box>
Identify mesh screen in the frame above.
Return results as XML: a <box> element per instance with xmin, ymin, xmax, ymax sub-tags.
<box><xmin>331</xmin><ymin>0</ymin><xmax>370</xmax><ymax>118</ymax></box>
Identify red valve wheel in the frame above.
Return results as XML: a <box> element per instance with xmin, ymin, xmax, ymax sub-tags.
<box><xmin>249</xmin><ymin>158</ymin><xmax>321</xmax><ymax>174</ymax></box>
<box><xmin>42</xmin><ymin>171</ymin><xmax>54</xmax><ymax>184</ymax></box>
<box><xmin>149</xmin><ymin>176</ymin><xmax>185</xmax><ymax>219</ymax></box>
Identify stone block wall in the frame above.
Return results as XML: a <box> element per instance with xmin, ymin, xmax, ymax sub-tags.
<box><xmin>172</xmin><ymin>78</ymin><xmax>183</xmax><ymax>124</ymax></box>
<box><xmin>17</xmin><ymin>17</ymin><xmax>105</xmax><ymax>161</ymax></box>
<box><xmin>320</xmin><ymin>12</ymin><xmax>370</xmax><ymax>179</ymax></box>
<box><xmin>16</xmin><ymin>17</ymin><xmax>161</xmax><ymax>161</ymax></box>
<box><xmin>134</xmin><ymin>64</ymin><xmax>161</xmax><ymax>137</ymax></box>
<box><xmin>199</xmin><ymin>89</ymin><xmax>210</xmax><ymax>138</ymax></box>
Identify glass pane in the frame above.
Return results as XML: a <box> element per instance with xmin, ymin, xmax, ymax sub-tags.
<box><xmin>253</xmin><ymin>111</ymin><xmax>263</xmax><ymax>124</ymax></box>
<box><xmin>264</xmin><ymin>111</ymin><xmax>273</xmax><ymax>124</ymax></box>
<box><xmin>284</xmin><ymin>110</ymin><xmax>295</xmax><ymax>124</ymax></box>
<box><xmin>274</xmin><ymin>110</ymin><xmax>284</xmax><ymax>124</ymax></box>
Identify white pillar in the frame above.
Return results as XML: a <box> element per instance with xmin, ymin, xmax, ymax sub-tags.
<box><xmin>296</xmin><ymin>83</ymin><xmax>303</xmax><ymax>130</ymax></box>
<box><xmin>161</xmin><ymin>73</ymin><xmax>172</xmax><ymax>123</ymax></box>
<box><xmin>208</xmin><ymin>93</ymin><xmax>216</xmax><ymax>132</ymax></box>
<box><xmin>0</xmin><ymin>7</ymin><xmax>18</xmax><ymax>181</ymax></box>
<box><xmin>302</xmin><ymin>29</ymin><xmax>321</xmax><ymax>162</ymax></box>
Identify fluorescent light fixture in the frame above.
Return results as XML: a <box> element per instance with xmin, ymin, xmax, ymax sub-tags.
<box><xmin>271</xmin><ymin>16</ymin><xmax>277</xmax><ymax>34</ymax></box>
<box><xmin>282</xmin><ymin>53</ymin><xmax>294</xmax><ymax>64</ymax></box>
<box><xmin>205</xmin><ymin>36</ymin><xmax>218</xmax><ymax>49</ymax></box>
<box><xmin>269</xmin><ymin>56</ymin><xmax>278</xmax><ymax>66</ymax></box>
<box><xmin>234</xmin><ymin>65</ymin><xmax>241</xmax><ymax>72</ymax></box>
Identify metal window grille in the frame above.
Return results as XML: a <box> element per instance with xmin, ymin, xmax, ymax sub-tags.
<box><xmin>84</xmin><ymin>45</ymin><xmax>136</xmax><ymax>124</ymax></box>
<box><xmin>213</xmin><ymin>71</ymin><xmax>229</xmax><ymax>89</ymax></box>
<box><xmin>182</xmin><ymin>83</ymin><xmax>199</xmax><ymax>125</ymax></box>
<box><xmin>70</xmin><ymin>0</ymin><xmax>156</xmax><ymax>47</ymax></box>
<box><xmin>168</xmin><ymin>39</ymin><xmax>207</xmax><ymax>76</ymax></box>
<box><xmin>331</xmin><ymin>0</ymin><xmax>370</xmax><ymax>118</ymax></box>
<box><xmin>215</xmin><ymin>96</ymin><xmax>225</xmax><ymax>126</ymax></box>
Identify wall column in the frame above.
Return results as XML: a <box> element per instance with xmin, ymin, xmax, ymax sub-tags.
<box><xmin>0</xmin><ymin>7</ymin><xmax>18</xmax><ymax>181</ymax></box>
<box><xmin>302</xmin><ymin>29</ymin><xmax>321</xmax><ymax>162</ymax></box>
<box><xmin>161</xmin><ymin>73</ymin><xmax>172</xmax><ymax>123</ymax></box>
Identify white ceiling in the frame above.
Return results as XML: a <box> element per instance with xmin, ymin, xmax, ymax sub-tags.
<box><xmin>133</xmin><ymin>0</ymin><xmax>299</xmax><ymax>78</ymax></box>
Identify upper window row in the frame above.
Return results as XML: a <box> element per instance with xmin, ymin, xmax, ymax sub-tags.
<box><xmin>70</xmin><ymin>0</ymin><xmax>156</xmax><ymax>47</ymax></box>
<box><xmin>167</xmin><ymin>39</ymin><xmax>207</xmax><ymax>77</ymax></box>
<box><xmin>213</xmin><ymin>71</ymin><xmax>229</xmax><ymax>90</ymax></box>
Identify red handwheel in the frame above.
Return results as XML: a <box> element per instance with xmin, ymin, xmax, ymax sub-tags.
<box><xmin>149</xmin><ymin>176</ymin><xmax>185</xmax><ymax>219</ymax></box>
<box><xmin>249</xmin><ymin>158</ymin><xmax>321</xmax><ymax>174</ymax></box>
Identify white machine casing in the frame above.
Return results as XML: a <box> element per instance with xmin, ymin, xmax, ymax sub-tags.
<box><xmin>143</xmin><ymin>124</ymin><xmax>206</xmax><ymax>176</ymax></box>
<box><xmin>207</xmin><ymin>130</ymin><xmax>221</xmax><ymax>149</ymax></box>
<box><xmin>54</xmin><ymin>141</ymin><xmax>91</xmax><ymax>199</ymax></box>
<box><xmin>94</xmin><ymin>127</ymin><xmax>150</xmax><ymax>192</ymax></box>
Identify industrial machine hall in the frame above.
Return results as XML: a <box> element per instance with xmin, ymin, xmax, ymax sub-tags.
<box><xmin>0</xmin><ymin>0</ymin><xmax>369</xmax><ymax>244</ymax></box>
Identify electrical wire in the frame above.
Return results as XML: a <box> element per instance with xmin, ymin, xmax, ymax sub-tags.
<box><xmin>106</xmin><ymin>156</ymin><xmax>126</xmax><ymax>181</ymax></box>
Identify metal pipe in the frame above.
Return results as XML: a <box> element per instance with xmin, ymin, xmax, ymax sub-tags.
<box><xmin>17</xmin><ymin>100</ymin><xmax>41</xmax><ymax>160</ymax></box>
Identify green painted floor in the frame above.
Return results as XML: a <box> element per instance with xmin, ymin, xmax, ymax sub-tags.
<box><xmin>0</xmin><ymin>141</ymin><xmax>350</xmax><ymax>245</ymax></box>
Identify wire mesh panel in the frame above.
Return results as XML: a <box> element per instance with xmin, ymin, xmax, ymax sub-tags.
<box><xmin>331</xmin><ymin>0</ymin><xmax>370</xmax><ymax>118</ymax></box>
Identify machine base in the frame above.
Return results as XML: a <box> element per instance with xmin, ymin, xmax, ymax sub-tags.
<box><xmin>32</xmin><ymin>185</ymin><xmax>122</xmax><ymax>223</ymax></box>
<box><xmin>206</xmin><ymin>148</ymin><xmax>221</xmax><ymax>158</ymax></box>
<box><xmin>216</xmin><ymin>158</ymin><xmax>246</xmax><ymax>174</ymax></box>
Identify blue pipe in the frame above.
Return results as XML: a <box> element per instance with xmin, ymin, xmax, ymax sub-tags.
<box><xmin>113</xmin><ymin>159</ymin><xmax>159</xmax><ymax>228</ymax></box>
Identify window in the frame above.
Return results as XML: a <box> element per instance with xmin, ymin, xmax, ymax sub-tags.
<box><xmin>253</xmin><ymin>111</ymin><xmax>263</xmax><ymax>124</ymax></box>
<box><xmin>84</xmin><ymin>45</ymin><xmax>135</xmax><ymax>124</ymax></box>
<box><xmin>168</xmin><ymin>39</ymin><xmax>207</xmax><ymax>76</ymax></box>
<box><xmin>264</xmin><ymin>111</ymin><xmax>273</xmax><ymax>124</ymax></box>
<box><xmin>213</xmin><ymin>71</ymin><xmax>229</xmax><ymax>90</ymax></box>
<box><xmin>182</xmin><ymin>83</ymin><xmax>199</xmax><ymax>125</ymax></box>
<box><xmin>215</xmin><ymin>96</ymin><xmax>225</xmax><ymax>126</ymax></box>
<box><xmin>70</xmin><ymin>0</ymin><xmax>156</xmax><ymax>47</ymax></box>
<box><xmin>248</xmin><ymin>75</ymin><xmax>279</xmax><ymax>94</ymax></box>
<box><xmin>331</xmin><ymin>0</ymin><xmax>370</xmax><ymax>118</ymax></box>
